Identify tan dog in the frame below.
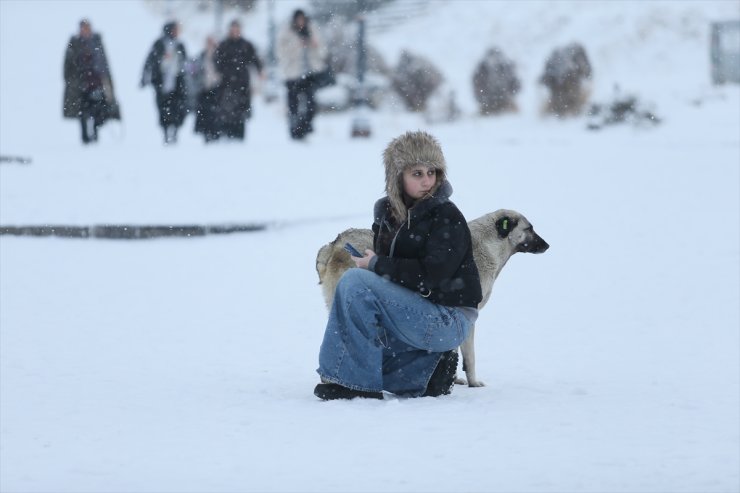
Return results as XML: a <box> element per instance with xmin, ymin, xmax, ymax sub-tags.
<box><xmin>315</xmin><ymin>209</ymin><xmax>549</xmax><ymax>387</ymax></box>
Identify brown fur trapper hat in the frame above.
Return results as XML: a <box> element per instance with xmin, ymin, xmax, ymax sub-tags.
<box><xmin>383</xmin><ymin>130</ymin><xmax>447</xmax><ymax>223</ymax></box>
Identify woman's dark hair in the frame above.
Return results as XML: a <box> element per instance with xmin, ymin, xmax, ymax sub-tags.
<box><xmin>291</xmin><ymin>9</ymin><xmax>310</xmax><ymax>38</ymax></box>
<box><xmin>163</xmin><ymin>21</ymin><xmax>177</xmax><ymax>38</ymax></box>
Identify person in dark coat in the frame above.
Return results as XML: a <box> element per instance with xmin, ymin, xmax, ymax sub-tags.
<box><xmin>193</xmin><ymin>36</ymin><xmax>221</xmax><ymax>143</ymax></box>
<box><xmin>141</xmin><ymin>21</ymin><xmax>188</xmax><ymax>144</ymax></box>
<box><xmin>214</xmin><ymin>20</ymin><xmax>264</xmax><ymax>140</ymax></box>
<box><xmin>313</xmin><ymin>131</ymin><xmax>483</xmax><ymax>400</ymax></box>
<box><xmin>63</xmin><ymin>19</ymin><xmax>120</xmax><ymax>144</ymax></box>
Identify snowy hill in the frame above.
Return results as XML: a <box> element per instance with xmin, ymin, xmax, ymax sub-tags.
<box><xmin>1</xmin><ymin>1</ymin><xmax>739</xmax><ymax>492</ymax></box>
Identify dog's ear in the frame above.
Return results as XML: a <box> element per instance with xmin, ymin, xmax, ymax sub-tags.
<box><xmin>495</xmin><ymin>216</ymin><xmax>518</xmax><ymax>238</ymax></box>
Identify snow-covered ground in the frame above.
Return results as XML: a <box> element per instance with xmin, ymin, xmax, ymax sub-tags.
<box><xmin>1</xmin><ymin>1</ymin><xmax>739</xmax><ymax>492</ymax></box>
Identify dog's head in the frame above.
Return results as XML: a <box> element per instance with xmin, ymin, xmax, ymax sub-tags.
<box><xmin>489</xmin><ymin>209</ymin><xmax>549</xmax><ymax>254</ymax></box>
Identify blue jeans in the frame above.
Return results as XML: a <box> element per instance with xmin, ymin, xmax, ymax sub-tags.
<box><xmin>317</xmin><ymin>268</ymin><xmax>472</xmax><ymax>397</ymax></box>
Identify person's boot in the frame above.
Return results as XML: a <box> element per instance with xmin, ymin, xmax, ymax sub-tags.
<box><xmin>81</xmin><ymin>117</ymin><xmax>92</xmax><ymax>144</ymax></box>
<box><xmin>314</xmin><ymin>383</ymin><xmax>383</xmax><ymax>400</ymax></box>
<box><xmin>86</xmin><ymin>117</ymin><xmax>97</xmax><ymax>142</ymax></box>
<box><xmin>163</xmin><ymin>125</ymin><xmax>175</xmax><ymax>144</ymax></box>
<box><xmin>422</xmin><ymin>350</ymin><xmax>458</xmax><ymax>397</ymax></box>
<box><xmin>289</xmin><ymin>114</ymin><xmax>304</xmax><ymax>140</ymax></box>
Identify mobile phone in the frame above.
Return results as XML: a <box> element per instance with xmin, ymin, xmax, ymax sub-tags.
<box><xmin>344</xmin><ymin>243</ymin><xmax>363</xmax><ymax>257</ymax></box>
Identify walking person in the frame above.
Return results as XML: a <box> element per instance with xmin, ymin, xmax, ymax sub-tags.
<box><xmin>277</xmin><ymin>9</ymin><xmax>327</xmax><ymax>140</ymax></box>
<box><xmin>314</xmin><ymin>131</ymin><xmax>483</xmax><ymax>400</ymax></box>
<box><xmin>214</xmin><ymin>20</ymin><xmax>264</xmax><ymax>140</ymax></box>
<box><xmin>141</xmin><ymin>21</ymin><xmax>188</xmax><ymax>144</ymax></box>
<box><xmin>193</xmin><ymin>36</ymin><xmax>221</xmax><ymax>143</ymax></box>
<box><xmin>63</xmin><ymin>19</ymin><xmax>120</xmax><ymax>144</ymax></box>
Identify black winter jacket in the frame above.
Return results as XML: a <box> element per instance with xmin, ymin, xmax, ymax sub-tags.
<box><xmin>141</xmin><ymin>36</ymin><xmax>187</xmax><ymax>92</ymax></box>
<box><xmin>371</xmin><ymin>181</ymin><xmax>482</xmax><ymax>308</ymax></box>
<box><xmin>214</xmin><ymin>38</ymin><xmax>263</xmax><ymax>85</ymax></box>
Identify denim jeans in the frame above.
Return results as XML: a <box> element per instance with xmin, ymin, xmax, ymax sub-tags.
<box><xmin>317</xmin><ymin>268</ymin><xmax>472</xmax><ymax>397</ymax></box>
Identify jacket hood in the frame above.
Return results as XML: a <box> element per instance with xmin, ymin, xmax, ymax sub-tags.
<box><xmin>382</xmin><ymin>130</ymin><xmax>448</xmax><ymax>224</ymax></box>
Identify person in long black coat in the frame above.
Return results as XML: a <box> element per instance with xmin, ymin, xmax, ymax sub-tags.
<box><xmin>214</xmin><ymin>20</ymin><xmax>264</xmax><ymax>140</ymax></box>
<box><xmin>141</xmin><ymin>21</ymin><xmax>188</xmax><ymax>144</ymax></box>
<box><xmin>63</xmin><ymin>19</ymin><xmax>120</xmax><ymax>144</ymax></box>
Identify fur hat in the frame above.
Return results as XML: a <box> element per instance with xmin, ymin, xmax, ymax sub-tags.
<box><xmin>382</xmin><ymin>130</ymin><xmax>447</xmax><ymax>223</ymax></box>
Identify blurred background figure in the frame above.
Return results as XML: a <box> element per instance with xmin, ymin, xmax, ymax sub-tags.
<box><xmin>141</xmin><ymin>21</ymin><xmax>188</xmax><ymax>144</ymax></box>
<box><xmin>472</xmin><ymin>47</ymin><xmax>521</xmax><ymax>115</ymax></box>
<box><xmin>539</xmin><ymin>42</ymin><xmax>593</xmax><ymax>117</ymax></box>
<box><xmin>214</xmin><ymin>20</ymin><xmax>263</xmax><ymax>141</ymax></box>
<box><xmin>278</xmin><ymin>9</ymin><xmax>327</xmax><ymax>140</ymax></box>
<box><xmin>193</xmin><ymin>36</ymin><xmax>222</xmax><ymax>143</ymax></box>
<box><xmin>63</xmin><ymin>19</ymin><xmax>120</xmax><ymax>144</ymax></box>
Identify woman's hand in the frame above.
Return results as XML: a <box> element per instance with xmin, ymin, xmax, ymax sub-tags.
<box><xmin>352</xmin><ymin>250</ymin><xmax>376</xmax><ymax>269</ymax></box>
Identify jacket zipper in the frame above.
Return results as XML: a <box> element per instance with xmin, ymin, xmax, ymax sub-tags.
<box><xmin>388</xmin><ymin>211</ymin><xmax>411</xmax><ymax>258</ymax></box>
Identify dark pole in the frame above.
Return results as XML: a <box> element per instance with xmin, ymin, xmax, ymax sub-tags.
<box><xmin>351</xmin><ymin>0</ymin><xmax>371</xmax><ymax>138</ymax></box>
<box><xmin>264</xmin><ymin>0</ymin><xmax>279</xmax><ymax>102</ymax></box>
<box><xmin>215</xmin><ymin>0</ymin><xmax>223</xmax><ymax>38</ymax></box>
<box><xmin>357</xmin><ymin>15</ymin><xmax>366</xmax><ymax>86</ymax></box>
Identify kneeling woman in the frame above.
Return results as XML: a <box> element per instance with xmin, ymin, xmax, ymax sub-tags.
<box><xmin>315</xmin><ymin>131</ymin><xmax>482</xmax><ymax>400</ymax></box>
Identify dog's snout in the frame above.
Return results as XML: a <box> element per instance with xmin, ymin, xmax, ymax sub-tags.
<box><xmin>519</xmin><ymin>232</ymin><xmax>549</xmax><ymax>254</ymax></box>
<box><xmin>536</xmin><ymin>237</ymin><xmax>550</xmax><ymax>253</ymax></box>
<box><xmin>532</xmin><ymin>234</ymin><xmax>549</xmax><ymax>253</ymax></box>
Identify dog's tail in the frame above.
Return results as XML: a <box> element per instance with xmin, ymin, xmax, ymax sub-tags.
<box><xmin>315</xmin><ymin>242</ymin><xmax>333</xmax><ymax>285</ymax></box>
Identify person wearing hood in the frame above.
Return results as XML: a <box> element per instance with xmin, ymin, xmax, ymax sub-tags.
<box><xmin>314</xmin><ymin>131</ymin><xmax>483</xmax><ymax>400</ymax></box>
<box><xmin>141</xmin><ymin>21</ymin><xmax>188</xmax><ymax>144</ymax></box>
<box><xmin>277</xmin><ymin>9</ymin><xmax>327</xmax><ymax>140</ymax></box>
<box><xmin>214</xmin><ymin>20</ymin><xmax>264</xmax><ymax>140</ymax></box>
<box><xmin>63</xmin><ymin>19</ymin><xmax>120</xmax><ymax>144</ymax></box>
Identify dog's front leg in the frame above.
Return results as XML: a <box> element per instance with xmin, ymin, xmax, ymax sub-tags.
<box><xmin>459</xmin><ymin>324</ymin><xmax>485</xmax><ymax>387</ymax></box>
